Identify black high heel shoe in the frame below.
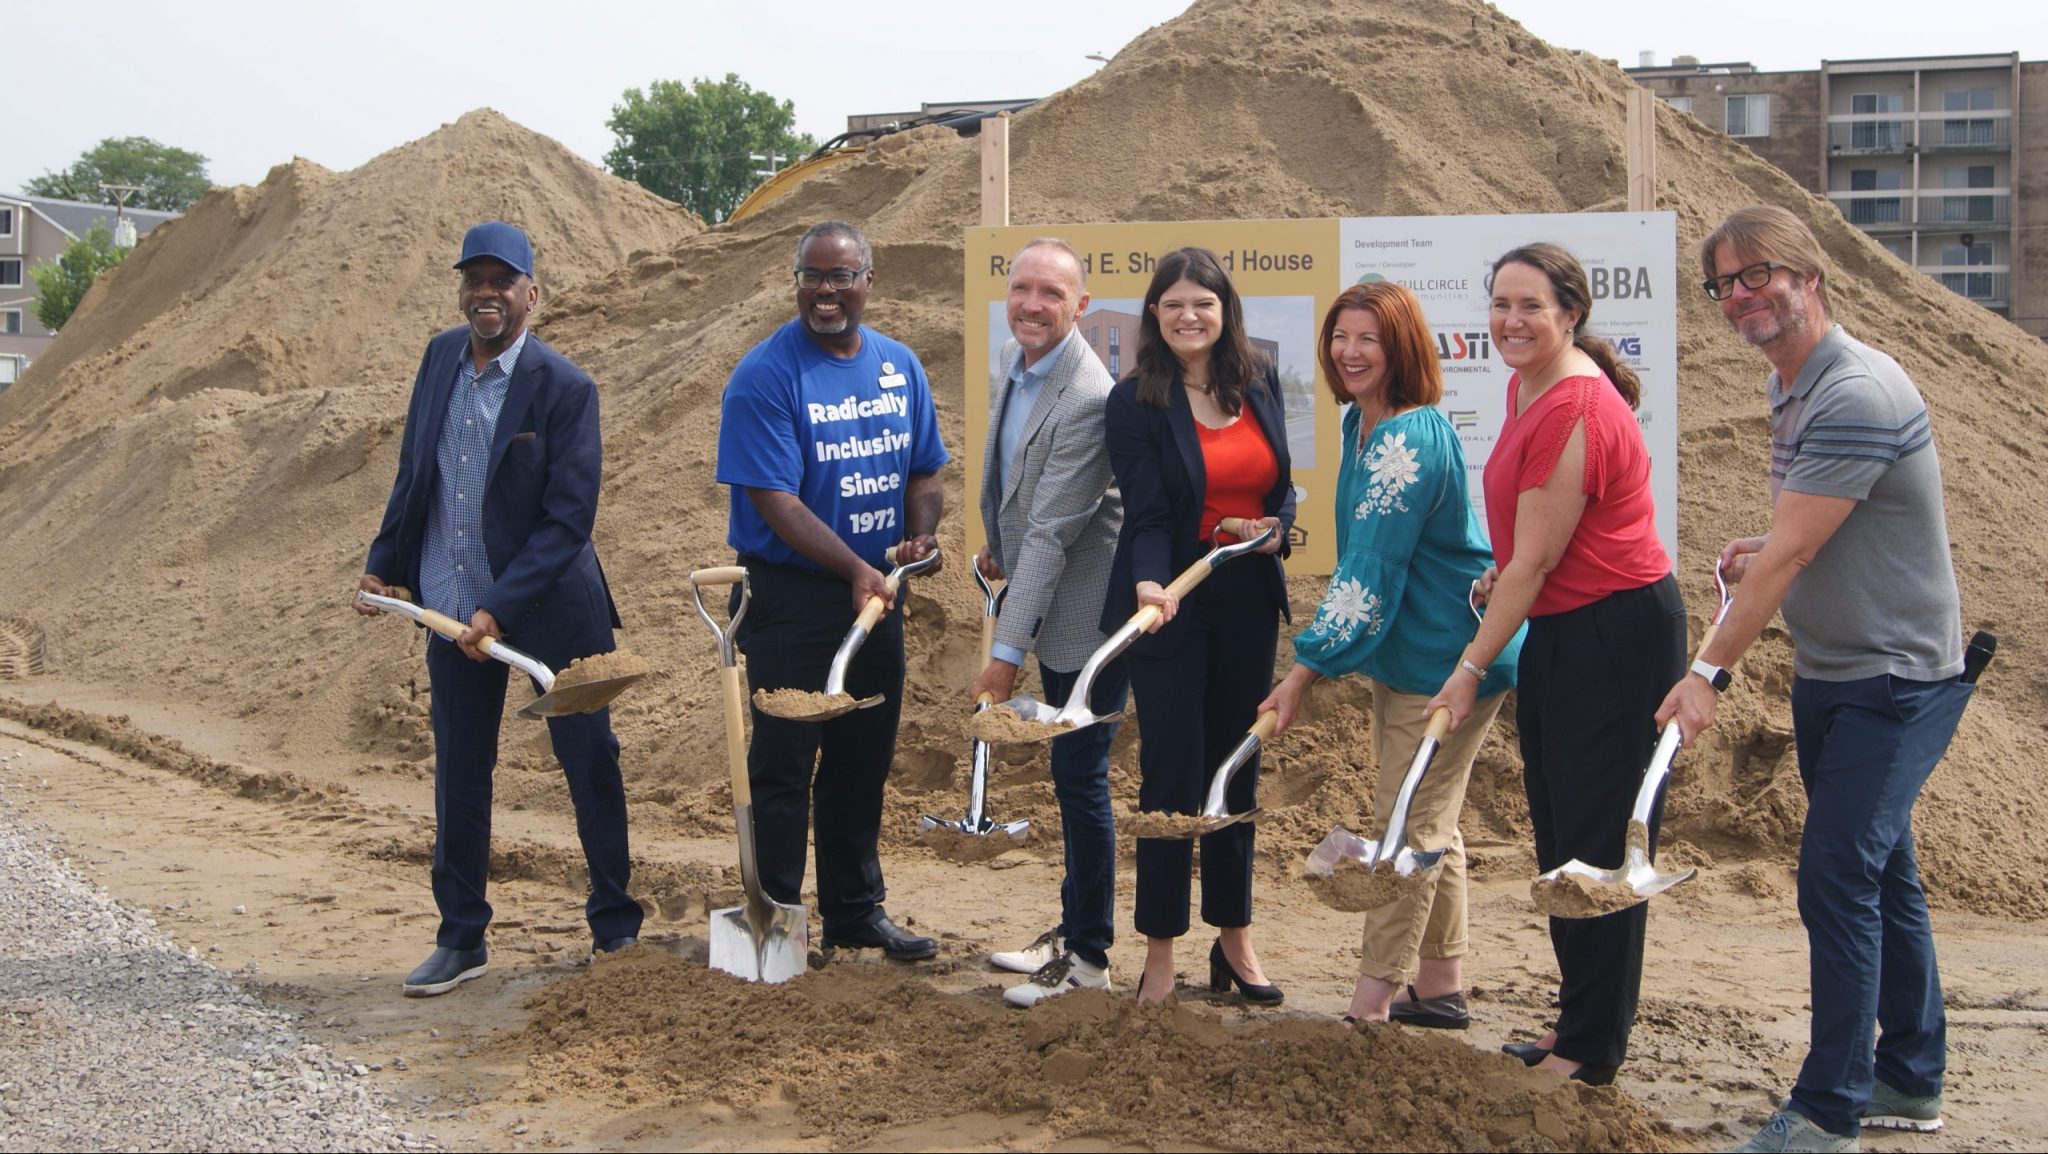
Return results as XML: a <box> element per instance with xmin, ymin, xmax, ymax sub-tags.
<box><xmin>1568</xmin><ymin>1063</ymin><xmax>1619</xmax><ymax>1086</ymax></box>
<box><xmin>1502</xmin><ymin>1041</ymin><xmax>1551</xmax><ymax>1067</ymax></box>
<box><xmin>1208</xmin><ymin>939</ymin><xmax>1284</xmax><ymax>1006</ymax></box>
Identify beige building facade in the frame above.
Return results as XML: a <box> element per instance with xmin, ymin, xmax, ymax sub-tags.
<box><xmin>1631</xmin><ymin>53</ymin><xmax>2045</xmax><ymax>341</ymax></box>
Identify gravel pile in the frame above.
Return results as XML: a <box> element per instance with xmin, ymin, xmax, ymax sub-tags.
<box><xmin>0</xmin><ymin>769</ymin><xmax>433</xmax><ymax>1152</ymax></box>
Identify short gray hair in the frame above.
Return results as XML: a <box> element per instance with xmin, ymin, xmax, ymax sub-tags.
<box><xmin>795</xmin><ymin>220</ymin><xmax>873</xmax><ymax>270</ymax></box>
<box><xmin>1014</xmin><ymin>237</ymin><xmax>1087</xmax><ymax>289</ymax></box>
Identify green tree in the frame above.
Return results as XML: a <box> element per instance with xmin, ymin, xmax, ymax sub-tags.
<box><xmin>604</xmin><ymin>74</ymin><xmax>817</xmax><ymax>223</ymax></box>
<box><xmin>29</xmin><ymin>225</ymin><xmax>128</xmax><ymax>332</ymax></box>
<box><xmin>23</xmin><ymin>136</ymin><xmax>211</xmax><ymax>213</ymax></box>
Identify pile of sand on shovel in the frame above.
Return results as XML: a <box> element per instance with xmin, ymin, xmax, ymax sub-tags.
<box><xmin>966</xmin><ymin>704</ymin><xmax>1073</xmax><ymax>744</ymax></box>
<box><xmin>751</xmin><ymin>687</ymin><xmax>852</xmax><ymax>717</ymax></box>
<box><xmin>1304</xmin><ymin>861</ymin><xmax>1429</xmax><ymax>913</ymax></box>
<box><xmin>1528</xmin><ymin>820</ymin><xmax>1657</xmax><ymax>918</ymax></box>
<box><xmin>551</xmin><ymin>649</ymin><xmax>651</xmax><ymax>689</ymax></box>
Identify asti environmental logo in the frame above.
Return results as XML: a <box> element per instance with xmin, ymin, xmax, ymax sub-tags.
<box><xmin>1433</xmin><ymin>329</ymin><xmax>1491</xmax><ymax>362</ymax></box>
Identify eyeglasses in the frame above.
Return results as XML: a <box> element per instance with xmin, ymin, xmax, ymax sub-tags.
<box><xmin>794</xmin><ymin>266</ymin><xmax>869</xmax><ymax>290</ymax></box>
<box><xmin>1701</xmin><ymin>261</ymin><xmax>1794</xmax><ymax>301</ymax></box>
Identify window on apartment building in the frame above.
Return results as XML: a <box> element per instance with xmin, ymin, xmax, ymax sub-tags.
<box><xmin>1938</xmin><ymin>241</ymin><xmax>1995</xmax><ymax>300</ymax></box>
<box><xmin>1942</xmin><ymin>88</ymin><xmax>1996</xmax><ymax>147</ymax></box>
<box><xmin>1726</xmin><ymin>94</ymin><xmax>1770</xmax><ymax>137</ymax></box>
<box><xmin>1880</xmin><ymin>239</ymin><xmax>1912</xmax><ymax>262</ymax></box>
<box><xmin>1848</xmin><ymin>169</ymin><xmax>1903</xmax><ymax>225</ymax></box>
<box><xmin>1941</xmin><ymin>165</ymin><xmax>1996</xmax><ymax>223</ymax></box>
<box><xmin>1850</xmin><ymin>93</ymin><xmax>1904</xmax><ymax>149</ymax></box>
<box><xmin>1663</xmin><ymin>96</ymin><xmax>1694</xmax><ymax>116</ymax></box>
<box><xmin>1</xmin><ymin>310</ymin><xmax>21</xmax><ymax>334</ymax></box>
<box><xmin>0</xmin><ymin>259</ymin><xmax>22</xmax><ymax>287</ymax></box>
<box><xmin>0</xmin><ymin>207</ymin><xmax>14</xmax><ymax>237</ymax></box>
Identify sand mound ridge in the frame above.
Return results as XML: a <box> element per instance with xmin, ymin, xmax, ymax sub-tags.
<box><xmin>519</xmin><ymin>947</ymin><xmax>1674</xmax><ymax>1151</ymax></box>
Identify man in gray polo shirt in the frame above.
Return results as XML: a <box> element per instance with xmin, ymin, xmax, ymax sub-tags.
<box><xmin>1657</xmin><ymin>205</ymin><xmax>1973</xmax><ymax>1154</ymax></box>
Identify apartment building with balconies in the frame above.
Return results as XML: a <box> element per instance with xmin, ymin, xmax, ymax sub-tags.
<box><xmin>1630</xmin><ymin>52</ymin><xmax>2045</xmax><ymax>341</ymax></box>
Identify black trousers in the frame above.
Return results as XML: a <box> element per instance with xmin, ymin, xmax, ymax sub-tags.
<box><xmin>423</xmin><ymin>615</ymin><xmax>641</xmax><ymax>951</ymax></box>
<box><xmin>733</xmin><ymin>558</ymin><xmax>905</xmax><ymax>937</ymax></box>
<box><xmin>1516</xmin><ymin>573</ymin><xmax>1686</xmax><ymax>1067</ymax></box>
<box><xmin>1128</xmin><ymin>559</ymin><xmax>1281</xmax><ymax>938</ymax></box>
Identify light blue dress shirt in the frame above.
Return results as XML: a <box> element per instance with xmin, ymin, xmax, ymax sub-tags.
<box><xmin>421</xmin><ymin>330</ymin><xmax>527</xmax><ymax>625</ymax></box>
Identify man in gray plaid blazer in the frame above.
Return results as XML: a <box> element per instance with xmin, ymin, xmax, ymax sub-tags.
<box><xmin>971</xmin><ymin>239</ymin><xmax>1127</xmax><ymax>1007</ymax></box>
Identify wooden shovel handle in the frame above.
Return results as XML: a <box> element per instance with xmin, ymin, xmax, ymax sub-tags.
<box><xmin>1423</xmin><ymin>707</ymin><xmax>1452</xmax><ymax>742</ymax></box>
<box><xmin>1249</xmin><ymin>710</ymin><xmax>1280</xmax><ymax>740</ymax></box>
<box><xmin>690</xmin><ymin>566</ymin><xmax>747</xmax><ymax>587</ymax></box>
<box><xmin>1694</xmin><ymin>623</ymin><xmax>1720</xmax><ymax>661</ymax></box>
<box><xmin>415</xmin><ymin>604</ymin><xmax>498</xmax><ymax>658</ymax></box>
<box><xmin>981</xmin><ymin>612</ymin><xmax>998</xmax><ymax>662</ymax></box>
<box><xmin>722</xmin><ymin>665</ymin><xmax>751</xmax><ymax>807</ymax></box>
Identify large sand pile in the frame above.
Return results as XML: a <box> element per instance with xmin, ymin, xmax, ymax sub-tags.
<box><xmin>1</xmin><ymin>1</ymin><xmax>2041</xmax><ymax>919</ymax></box>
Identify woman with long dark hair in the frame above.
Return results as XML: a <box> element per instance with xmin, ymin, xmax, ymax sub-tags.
<box><xmin>1260</xmin><ymin>281</ymin><xmax>1521</xmax><ymax>1027</ymax></box>
<box><xmin>1426</xmin><ymin>243</ymin><xmax>1685</xmax><ymax>1084</ymax></box>
<box><xmin>1103</xmin><ymin>246</ymin><xmax>1294</xmax><ymax>1006</ymax></box>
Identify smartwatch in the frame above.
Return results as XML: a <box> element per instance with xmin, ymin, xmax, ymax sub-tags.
<box><xmin>1690</xmin><ymin>659</ymin><xmax>1732</xmax><ymax>693</ymax></box>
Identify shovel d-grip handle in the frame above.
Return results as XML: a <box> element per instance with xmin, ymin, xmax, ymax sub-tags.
<box><xmin>689</xmin><ymin>566</ymin><xmax>747</xmax><ymax>587</ymax></box>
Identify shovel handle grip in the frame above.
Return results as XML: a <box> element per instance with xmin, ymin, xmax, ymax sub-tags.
<box><xmin>415</xmin><ymin>605</ymin><xmax>497</xmax><ymax>657</ymax></box>
<box><xmin>1249</xmin><ymin>709</ymin><xmax>1280</xmax><ymax>740</ymax></box>
<box><xmin>1217</xmin><ymin>516</ymin><xmax>1260</xmax><ymax>541</ymax></box>
<box><xmin>976</xmin><ymin>692</ymin><xmax>994</xmax><ymax>707</ymax></box>
<box><xmin>1694</xmin><ymin>623</ymin><xmax>1720</xmax><ymax>661</ymax></box>
<box><xmin>722</xmin><ymin>666</ymin><xmax>751</xmax><ymax>807</ymax></box>
<box><xmin>690</xmin><ymin>566</ymin><xmax>747</xmax><ymax>587</ymax></box>
<box><xmin>854</xmin><ymin>592</ymin><xmax>889</xmax><ymax>632</ymax></box>
<box><xmin>1423</xmin><ymin>707</ymin><xmax>1452</xmax><ymax>741</ymax></box>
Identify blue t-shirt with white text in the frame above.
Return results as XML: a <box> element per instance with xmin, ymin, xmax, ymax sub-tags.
<box><xmin>717</xmin><ymin>318</ymin><xmax>949</xmax><ymax>571</ymax></box>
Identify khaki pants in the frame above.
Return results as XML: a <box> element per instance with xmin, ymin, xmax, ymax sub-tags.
<box><xmin>1357</xmin><ymin>679</ymin><xmax>1505</xmax><ymax>986</ymax></box>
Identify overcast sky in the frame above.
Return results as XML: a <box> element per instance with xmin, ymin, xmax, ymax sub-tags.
<box><xmin>7</xmin><ymin>0</ymin><xmax>2043</xmax><ymax>197</ymax></box>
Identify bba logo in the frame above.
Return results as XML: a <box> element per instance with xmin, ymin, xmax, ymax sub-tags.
<box><xmin>1434</xmin><ymin>330</ymin><xmax>1491</xmax><ymax>362</ymax></box>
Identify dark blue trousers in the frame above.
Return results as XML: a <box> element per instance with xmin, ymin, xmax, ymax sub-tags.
<box><xmin>1787</xmin><ymin>672</ymin><xmax>1972</xmax><ymax>1138</ymax></box>
<box><xmin>1129</xmin><ymin>560</ymin><xmax>1279</xmax><ymax>938</ymax></box>
<box><xmin>424</xmin><ymin>629</ymin><xmax>642</xmax><ymax>951</ymax></box>
<box><xmin>1038</xmin><ymin>659</ymin><xmax>1128</xmax><ymax>970</ymax></box>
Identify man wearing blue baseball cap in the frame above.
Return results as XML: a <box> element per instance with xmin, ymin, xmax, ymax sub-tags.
<box><xmin>356</xmin><ymin>220</ymin><xmax>643</xmax><ymax>995</ymax></box>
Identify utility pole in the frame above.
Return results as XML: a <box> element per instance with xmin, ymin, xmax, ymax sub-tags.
<box><xmin>99</xmin><ymin>182</ymin><xmax>143</xmax><ymax>247</ymax></box>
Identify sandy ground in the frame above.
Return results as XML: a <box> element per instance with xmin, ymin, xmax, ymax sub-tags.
<box><xmin>4</xmin><ymin>674</ymin><xmax>2042</xmax><ymax>1152</ymax></box>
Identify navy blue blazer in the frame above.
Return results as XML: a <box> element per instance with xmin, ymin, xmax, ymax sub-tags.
<box><xmin>1100</xmin><ymin>362</ymin><xmax>1295</xmax><ymax>642</ymax></box>
<box><xmin>365</xmin><ymin>326</ymin><xmax>621</xmax><ymax>637</ymax></box>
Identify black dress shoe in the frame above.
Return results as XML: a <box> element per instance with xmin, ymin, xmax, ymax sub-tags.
<box><xmin>1502</xmin><ymin>1041</ymin><xmax>1551</xmax><ymax>1067</ymax></box>
<box><xmin>823</xmin><ymin>914</ymin><xmax>938</xmax><ymax>961</ymax></box>
<box><xmin>1388</xmin><ymin>984</ymin><xmax>1470</xmax><ymax>1030</ymax></box>
<box><xmin>1208</xmin><ymin>939</ymin><xmax>1284</xmax><ymax>1006</ymax></box>
<box><xmin>594</xmin><ymin>936</ymin><xmax>640</xmax><ymax>954</ymax></box>
<box><xmin>1568</xmin><ymin>1063</ymin><xmax>1619</xmax><ymax>1086</ymax></box>
<box><xmin>403</xmin><ymin>945</ymin><xmax>488</xmax><ymax>997</ymax></box>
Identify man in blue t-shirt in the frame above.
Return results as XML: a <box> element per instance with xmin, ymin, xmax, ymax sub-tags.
<box><xmin>716</xmin><ymin>220</ymin><xmax>948</xmax><ymax>961</ymax></box>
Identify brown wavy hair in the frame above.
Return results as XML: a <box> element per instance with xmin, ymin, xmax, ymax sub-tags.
<box><xmin>1316</xmin><ymin>282</ymin><xmax>1443</xmax><ymax>410</ymax></box>
<box><xmin>1133</xmin><ymin>247</ymin><xmax>1263</xmax><ymax>413</ymax></box>
<box><xmin>1489</xmin><ymin>243</ymin><xmax>1642</xmax><ymax>409</ymax></box>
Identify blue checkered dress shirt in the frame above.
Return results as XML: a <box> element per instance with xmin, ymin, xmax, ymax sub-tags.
<box><xmin>420</xmin><ymin>330</ymin><xmax>527</xmax><ymax>624</ymax></box>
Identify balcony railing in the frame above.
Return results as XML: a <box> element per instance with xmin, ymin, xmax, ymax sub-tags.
<box><xmin>1826</xmin><ymin>109</ymin><xmax>2011</xmax><ymax>153</ymax></box>
<box><xmin>1919</xmin><ymin>265</ymin><xmax>2009</xmax><ymax>306</ymax></box>
<box><xmin>1827</xmin><ymin>189</ymin><xmax>2011</xmax><ymax>229</ymax></box>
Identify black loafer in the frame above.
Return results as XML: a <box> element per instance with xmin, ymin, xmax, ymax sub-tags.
<box><xmin>402</xmin><ymin>945</ymin><xmax>488</xmax><ymax>997</ymax></box>
<box><xmin>1502</xmin><ymin>1041</ymin><xmax>1551</xmax><ymax>1067</ymax></box>
<box><xmin>1388</xmin><ymin>984</ymin><xmax>1470</xmax><ymax>1030</ymax></box>
<box><xmin>823</xmin><ymin>914</ymin><xmax>938</xmax><ymax>961</ymax></box>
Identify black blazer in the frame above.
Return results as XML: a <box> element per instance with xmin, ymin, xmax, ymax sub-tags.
<box><xmin>365</xmin><ymin>326</ymin><xmax>622</xmax><ymax>637</ymax></box>
<box><xmin>1099</xmin><ymin>362</ymin><xmax>1295</xmax><ymax>642</ymax></box>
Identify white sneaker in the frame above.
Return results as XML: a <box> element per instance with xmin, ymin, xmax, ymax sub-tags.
<box><xmin>1004</xmin><ymin>953</ymin><xmax>1110</xmax><ymax>1007</ymax></box>
<box><xmin>990</xmin><ymin>928</ymin><xmax>1063</xmax><ymax>974</ymax></box>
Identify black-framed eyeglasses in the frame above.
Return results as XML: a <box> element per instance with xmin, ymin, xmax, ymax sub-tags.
<box><xmin>794</xmin><ymin>266</ymin><xmax>869</xmax><ymax>290</ymax></box>
<box><xmin>1702</xmin><ymin>261</ymin><xmax>1794</xmax><ymax>301</ymax></box>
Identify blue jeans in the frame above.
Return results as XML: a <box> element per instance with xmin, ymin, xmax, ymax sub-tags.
<box><xmin>1038</xmin><ymin>658</ymin><xmax>1127</xmax><ymax>971</ymax></box>
<box><xmin>1787</xmin><ymin>672</ymin><xmax>1972</xmax><ymax>1138</ymax></box>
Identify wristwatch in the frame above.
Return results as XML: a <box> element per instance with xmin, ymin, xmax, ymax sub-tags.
<box><xmin>1690</xmin><ymin>658</ymin><xmax>1732</xmax><ymax>693</ymax></box>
